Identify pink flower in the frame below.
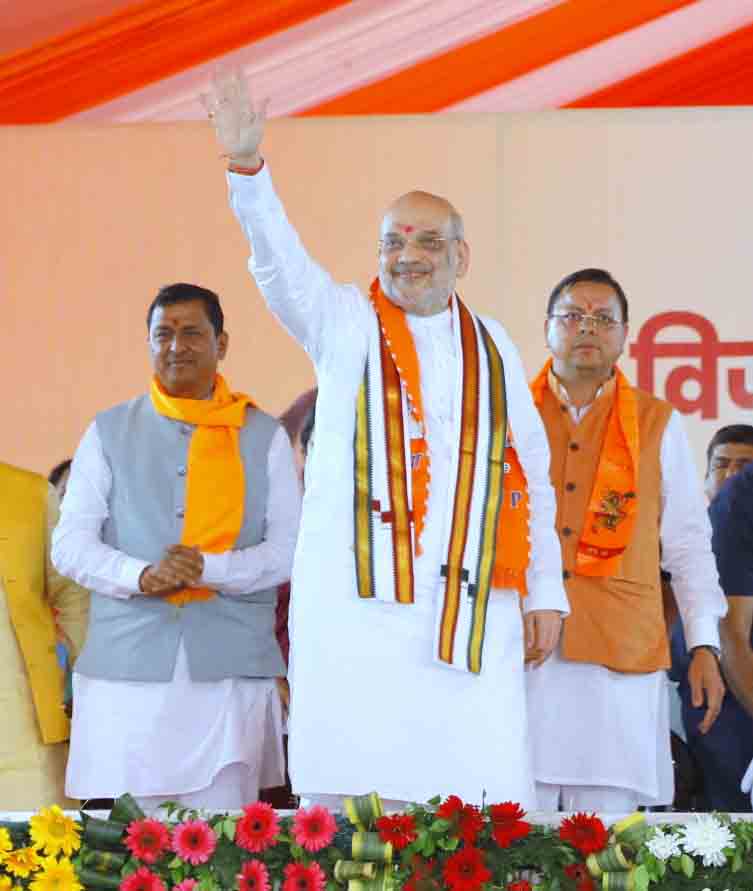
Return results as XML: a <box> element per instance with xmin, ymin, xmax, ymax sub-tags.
<box><xmin>238</xmin><ymin>860</ymin><xmax>271</xmax><ymax>891</ymax></box>
<box><xmin>172</xmin><ymin>820</ymin><xmax>217</xmax><ymax>865</ymax></box>
<box><xmin>120</xmin><ymin>867</ymin><xmax>167</xmax><ymax>891</ymax></box>
<box><xmin>282</xmin><ymin>862</ymin><xmax>326</xmax><ymax>891</ymax></box>
<box><xmin>124</xmin><ymin>819</ymin><xmax>171</xmax><ymax>864</ymax></box>
<box><xmin>291</xmin><ymin>806</ymin><xmax>337</xmax><ymax>852</ymax></box>
<box><xmin>236</xmin><ymin>803</ymin><xmax>280</xmax><ymax>853</ymax></box>
<box><xmin>174</xmin><ymin>881</ymin><xmax>198</xmax><ymax>891</ymax></box>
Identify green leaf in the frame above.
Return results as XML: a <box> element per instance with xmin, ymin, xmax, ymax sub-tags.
<box><xmin>168</xmin><ymin>856</ymin><xmax>183</xmax><ymax>870</ymax></box>
<box><xmin>679</xmin><ymin>853</ymin><xmax>694</xmax><ymax>878</ymax></box>
<box><xmin>429</xmin><ymin>819</ymin><xmax>450</xmax><ymax>834</ymax></box>
<box><xmin>223</xmin><ymin>819</ymin><xmax>236</xmax><ymax>842</ymax></box>
<box><xmin>732</xmin><ymin>849</ymin><xmax>743</xmax><ymax>872</ymax></box>
<box><xmin>632</xmin><ymin>864</ymin><xmax>649</xmax><ymax>891</ymax></box>
<box><xmin>426</xmin><ymin>796</ymin><xmax>441</xmax><ymax>806</ymax></box>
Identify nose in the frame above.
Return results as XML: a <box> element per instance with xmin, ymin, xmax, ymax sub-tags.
<box><xmin>577</xmin><ymin>315</ymin><xmax>598</xmax><ymax>332</ymax></box>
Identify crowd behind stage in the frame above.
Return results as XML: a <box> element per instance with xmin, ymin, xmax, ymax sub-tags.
<box><xmin>4</xmin><ymin>76</ymin><xmax>753</xmax><ymax>815</ymax></box>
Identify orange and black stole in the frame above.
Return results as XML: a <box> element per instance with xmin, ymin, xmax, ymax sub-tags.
<box><xmin>354</xmin><ymin>337</ymin><xmax>414</xmax><ymax>605</ymax></box>
<box><xmin>438</xmin><ymin>302</ymin><xmax>508</xmax><ymax>673</ymax></box>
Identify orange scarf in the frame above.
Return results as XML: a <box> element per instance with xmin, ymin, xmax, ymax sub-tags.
<box><xmin>369</xmin><ymin>281</ymin><xmax>530</xmax><ymax>596</ymax></box>
<box><xmin>149</xmin><ymin>374</ymin><xmax>255</xmax><ymax>606</ymax></box>
<box><xmin>531</xmin><ymin>359</ymin><xmax>639</xmax><ymax>576</ymax></box>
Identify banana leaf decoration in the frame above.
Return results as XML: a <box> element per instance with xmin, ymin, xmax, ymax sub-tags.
<box><xmin>335</xmin><ymin>794</ymin><xmax>396</xmax><ymax>891</ymax></box>
<box><xmin>585</xmin><ymin>812</ymin><xmax>649</xmax><ymax>891</ymax></box>
<box><xmin>76</xmin><ymin>795</ymin><xmax>146</xmax><ymax>889</ymax></box>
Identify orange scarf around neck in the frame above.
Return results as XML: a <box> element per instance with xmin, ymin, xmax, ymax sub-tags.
<box><xmin>150</xmin><ymin>374</ymin><xmax>255</xmax><ymax>606</ymax></box>
<box><xmin>531</xmin><ymin>358</ymin><xmax>640</xmax><ymax>576</ymax></box>
<box><xmin>369</xmin><ymin>280</ymin><xmax>530</xmax><ymax>595</ymax></box>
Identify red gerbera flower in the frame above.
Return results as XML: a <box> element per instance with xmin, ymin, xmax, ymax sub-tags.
<box><xmin>436</xmin><ymin>796</ymin><xmax>484</xmax><ymax>845</ymax></box>
<box><xmin>488</xmin><ymin>802</ymin><xmax>531</xmax><ymax>849</ymax></box>
<box><xmin>238</xmin><ymin>859</ymin><xmax>271</xmax><ymax>891</ymax></box>
<box><xmin>559</xmin><ymin>813</ymin><xmax>608</xmax><ymax>856</ymax></box>
<box><xmin>120</xmin><ymin>866</ymin><xmax>167</xmax><ymax>891</ymax></box>
<box><xmin>376</xmin><ymin>814</ymin><xmax>418</xmax><ymax>851</ymax></box>
<box><xmin>281</xmin><ymin>862</ymin><xmax>326</xmax><ymax>891</ymax></box>
<box><xmin>564</xmin><ymin>863</ymin><xmax>595</xmax><ymax>891</ymax></box>
<box><xmin>442</xmin><ymin>847</ymin><xmax>492</xmax><ymax>891</ymax></box>
<box><xmin>291</xmin><ymin>805</ymin><xmax>337</xmax><ymax>852</ymax></box>
<box><xmin>507</xmin><ymin>882</ymin><xmax>532</xmax><ymax>891</ymax></box>
<box><xmin>124</xmin><ymin>819</ymin><xmax>171</xmax><ymax>864</ymax></box>
<box><xmin>172</xmin><ymin>820</ymin><xmax>217</xmax><ymax>865</ymax></box>
<box><xmin>404</xmin><ymin>856</ymin><xmax>439</xmax><ymax>891</ymax></box>
<box><xmin>236</xmin><ymin>802</ymin><xmax>280</xmax><ymax>853</ymax></box>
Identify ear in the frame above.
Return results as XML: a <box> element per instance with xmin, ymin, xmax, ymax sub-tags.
<box><xmin>455</xmin><ymin>239</ymin><xmax>470</xmax><ymax>278</ymax></box>
<box><xmin>217</xmin><ymin>331</ymin><xmax>229</xmax><ymax>360</ymax></box>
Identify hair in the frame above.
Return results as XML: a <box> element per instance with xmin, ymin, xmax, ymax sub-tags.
<box><xmin>546</xmin><ymin>268</ymin><xmax>629</xmax><ymax>323</ymax></box>
<box><xmin>300</xmin><ymin>403</ymin><xmax>317</xmax><ymax>457</ymax></box>
<box><xmin>705</xmin><ymin>424</ymin><xmax>753</xmax><ymax>474</ymax></box>
<box><xmin>146</xmin><ymin>283</ymin><xmax>224</xmax><ymax>336</ymax></box>
<box><xmin>278</xmin><ymin>388</ymin><xmax>318</xmax><ymax>442</ymax></box>
<box><xmin>48</xmin><ymin>459</ymin><xmax>72</xmax><ymax>487</ymax></box>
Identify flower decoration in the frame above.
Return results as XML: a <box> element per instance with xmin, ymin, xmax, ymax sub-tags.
<box><xmin>125</xmin><ymin>820</ymin><xmax>171</xmax><ymax>865</ymax></box>
<box><xmin>376</xmin><ymin>814</ymin><xmax>418</xmax><ymax>851</ymax></box>
<box><xmin>29</xmin><ymin>807</ymin><xmax>81</xmax><ymax>859</ymax></box>
<box><xmin>436</xmin><ymin>797</ymin><xmax>484</xmax><ymax>845</ymax></box>
<box><xmin>646</xmin><ymin>826</ymin><xmax>682</xmax><ymax>862</ymax></box>
<box><xmin>238</xmin><ymin>860</ymin><xmax>270</xmax><ymax>891</ymax></box>
<box><xmin>29</xmin><ymin>856</ymin><xmax>82</xmax><ymax>891</ymax></box>
<box><xmin>442</xmin><ymin>847</ymin><xmax>491</xmax><ymax>891</ymax></box>
<box><xmin>559</xmin><ymin>812</ymin><xmax>608</xmax><ymax>856</ymax></box>
<box><xmin>119</xmin><ymin>866</ymin><xmax>166</xmax><ymax>891</ymax></box>
<box><xmin>0</xmin><ymin>828</ymin><xmax>13</xmax><ymax>859</ymax></box>
<box><xmin>680</xmin><ymin>814</ymin><xmax>735</xmax><ymax>868</ymax></box>
<box><xmin>172</xmin><ymin>881</ymin><xmax>197</xmax><ymax>891</ymax></box>
<box><xmin>291</xmin><ymin>806</ymin><xmax>337</xmax><ymax>852</ymax></box>
<box><xmin>171</xmin><ymin>820</ymin><xmax>216</xmax><ymax>866</ymax></box>
<box><xmin>236</xmin><ymin>803</ymin><xmax>280</xmax><ymax>854</ymax></box>
<box><xmin>404</xmin><ymin>855</ymin><xmax>439</xmax><ymax>891</ymax></box>
<box><xmin>281</xmin><ymin>862</ymin><xmax>326</xmax><ymax>891</ymax></box>
<box><xmin>564</xmin><ymin>863</ymin><xmax>595</xmax><ymax>891</ymax></box>
<box><xmin>488</xmin><ymin>802</ymin><xmax>531</xmax><ymax>848</ymax></box>
<box><xmin>4</xmin><ymin>847</ymin><xmax>42</xmax><ymax>878</ymax></box>
<box><xmin>507</xmin><ymin>881</ymin><xmax>532</xmax><ymax>891</ymax></box>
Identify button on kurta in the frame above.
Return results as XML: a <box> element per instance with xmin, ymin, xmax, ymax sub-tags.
<box><xmin>177</xmin><ymin>466</ymin><xmax>187</xmax><ymax>477</ymax></box>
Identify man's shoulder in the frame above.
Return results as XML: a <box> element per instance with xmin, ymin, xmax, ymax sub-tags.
<box><xmin>95</xmin><ymin>394</ymin><xmax>150</xmax><ymax>426</ymax></box>
<box><xmin>630</xmin><ymin>385</ymin><xmax>674</xmax><ymax>424</ymax></box>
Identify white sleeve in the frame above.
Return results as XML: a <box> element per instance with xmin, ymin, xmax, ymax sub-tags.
<box><xmin>659</xmin><ymin>410</ymin><xmax>727</xmax><ymax>648</ymax></box>
<box><xmin>487</xmin><ymin>320</ymin><xmax>569</xmax><ymax>615</ymax></box>
<box><xmin>228</xmin><ymin>166</ymin><xmax>369</xmax><ymax>364</ymax></box>
<box><xmin>201</xmin><ymin>427</ymin><xmax>302</xmax><ymax>594</ymax></box>
<box><xmin>51</xmin><ymin>422</ymin><xmax>148</xmax><ymax>597</ymax></box>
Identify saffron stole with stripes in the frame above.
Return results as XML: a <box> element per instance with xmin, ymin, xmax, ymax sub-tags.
<box><xmin>354</xmin><ymin>297</ymin><xmax>508</xmax><ymax>674</ymax></box>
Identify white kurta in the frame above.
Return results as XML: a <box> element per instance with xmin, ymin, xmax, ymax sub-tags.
<box><xmin>527</xmin><ymin>389</ymin><xmax>727</xmax><ymax>806</ymax></box>
<box><xmin>228</xmin><ymin>166</ymin><xmax>569</xmax><ymax>808</ymax></box>
<box><xmin>52</xmin><ymin>423</ymin><xmax>301</xmax><ymax>801</ymax></box>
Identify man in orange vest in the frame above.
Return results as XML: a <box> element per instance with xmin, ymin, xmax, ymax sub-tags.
<box><xmin>528</xmin><ymin>268</ymin><xmax>727</xmax><ymax>812</ymax></box>
<box><xmin>0</xmin><ymin>461</ymin><xmax>88</xmax><ymax>808</ymax></box>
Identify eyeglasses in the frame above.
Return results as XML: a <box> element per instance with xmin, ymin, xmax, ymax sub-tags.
<box><xmin>547</xmin><ymin>311</ymin><xmax>624</xmax><ymax>331</ymax></box>
<box><xmin>379</xmin><ymin>234</ymin><xmax>457</xmax><ymax>254</ymax></box>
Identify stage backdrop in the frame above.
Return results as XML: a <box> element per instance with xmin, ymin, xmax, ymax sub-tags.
<box><xmin>2</xmin><ymin>109</ymin><xmax>752</xmax><ymax>478</ymax></box>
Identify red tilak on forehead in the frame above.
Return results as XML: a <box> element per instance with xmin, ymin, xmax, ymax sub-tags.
<box><xmin>397</xmin><ymin>224</ymin><xmax>415</xmax><ymax>233</ymax></box>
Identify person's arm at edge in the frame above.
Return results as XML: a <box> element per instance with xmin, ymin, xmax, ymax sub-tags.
<box><xmin>660</xmin><ymin>410</ymin><xmax>726</xmax><ymax>733</ymax></box>
<box><xmin>720</xmin><ymin>596</ymin><xmax>753</xmax><ymax>719</ymax></box>
<box><xmin>51</xmin><ymin>422</ymin><xmax>149</xmax><ymax>597</ymax></box>
<box><xmin>45</xmin><ymin>484</ymin><xmax>89</xmax><ymax>659</ymax></box>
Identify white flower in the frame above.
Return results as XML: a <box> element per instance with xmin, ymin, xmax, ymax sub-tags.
<box><xmin>646</xmin><ymin>827</ymin><xmax>682</xmax><ymax>861</ymax></box>
<box><xmin>680</xmin><ymin>814</ymin><xmax>735</xmax><ymax>868</ymax></box>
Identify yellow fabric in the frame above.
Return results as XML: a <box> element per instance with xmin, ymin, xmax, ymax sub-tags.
<box><xmin>0</xmin><ymin>463</ymin><xmax>88</xmax><ymax>807</ymax></box>
<box><xmin>149</xmin><ymin>374</ymin><xmax>255</xmax><ymax>607</ymax></box>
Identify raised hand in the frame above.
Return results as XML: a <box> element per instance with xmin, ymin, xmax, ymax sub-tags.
<box><xmin>201</xmin><ymin>70</ymin><xmax>267</xmax><ymax>166</ymax></box>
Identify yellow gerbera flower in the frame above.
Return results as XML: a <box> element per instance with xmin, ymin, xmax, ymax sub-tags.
<box><xmin>0</xmin><ymin>875</ymin><xmax>13</xmax><ymax>891</ymax></box>
<box><xmin>0</xmin><ymin>827</ymin><xmax>12</xmax><ymax>859</ymax></box>
<box><xmin>4</xmin><ymin>846</ymin><xmax>41</xmax><ymax>878</ymax></box>
<box><xmin>29</xmin><ymin>807</ymin><xmax>81</xmax><ymax>857</ymax></box>
<box><xmin>29</xmin><ymin>858</ymin><xmax>82</xmax><ymax>891</ymax></box>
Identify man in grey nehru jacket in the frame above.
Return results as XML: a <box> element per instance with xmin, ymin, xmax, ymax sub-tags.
<box><xmin>52</xmin><ymin>282</ymin><xmax>300</xmax><ymax>811</ymax></box>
